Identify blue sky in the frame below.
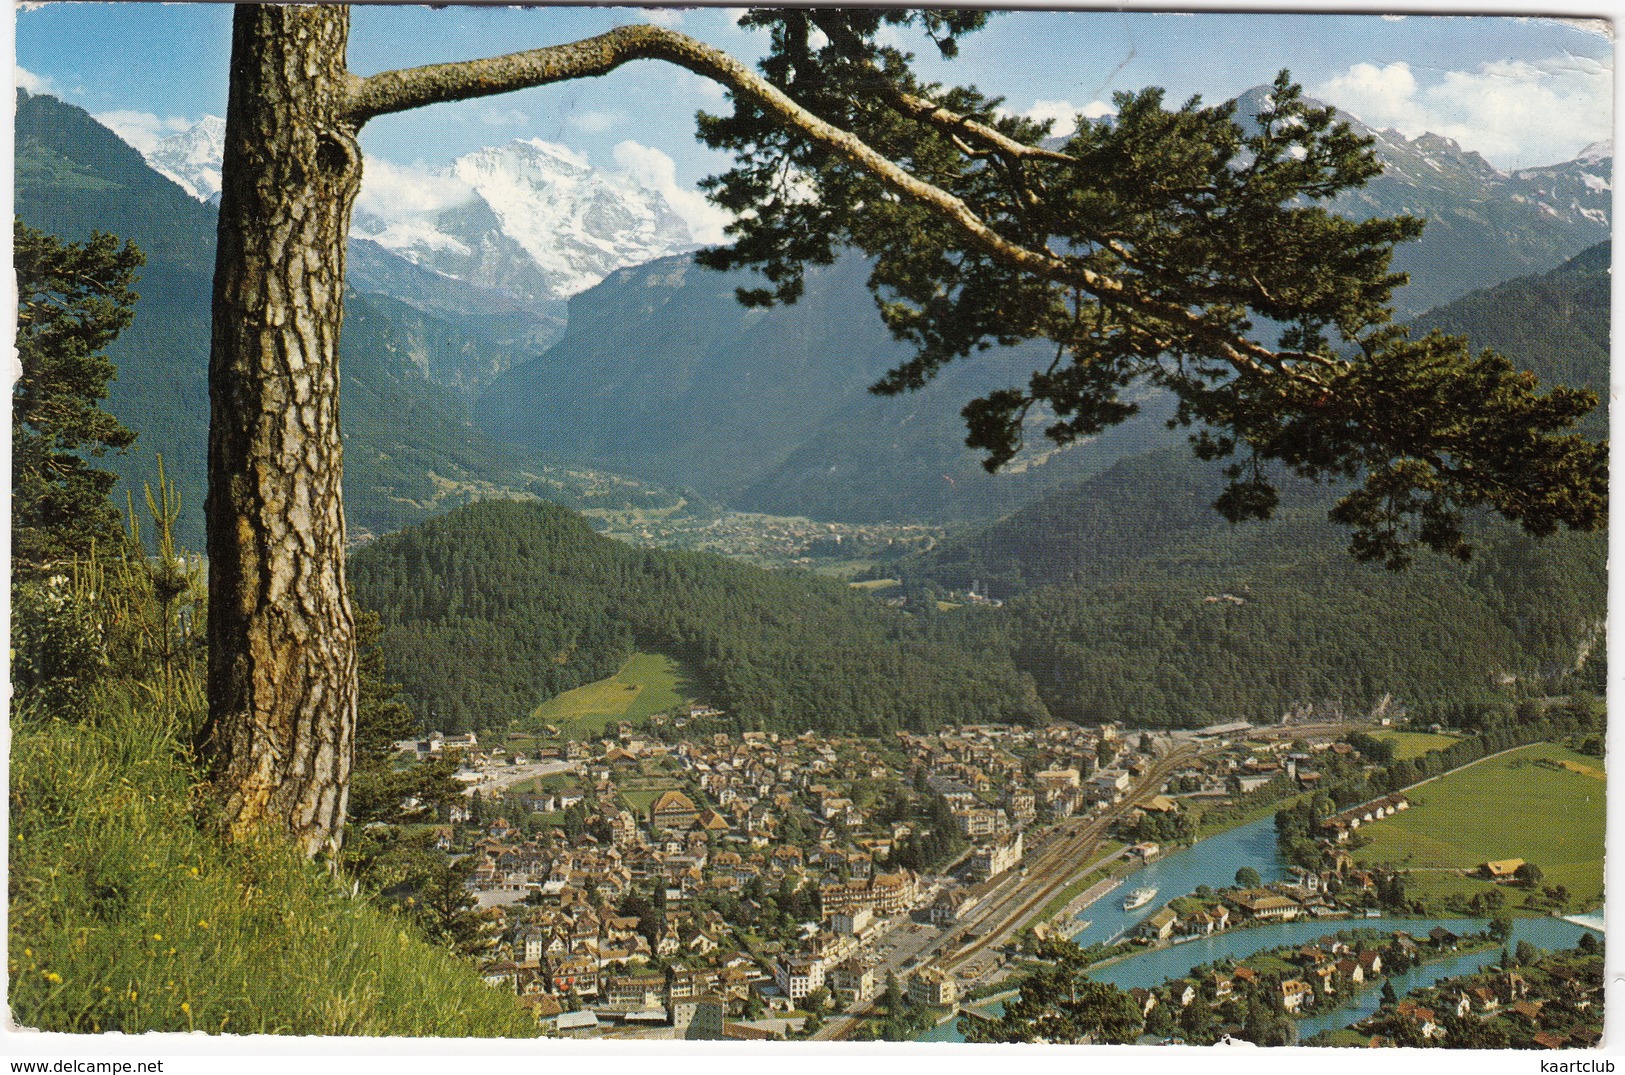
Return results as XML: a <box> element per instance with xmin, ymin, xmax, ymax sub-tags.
<box><xmin>15</xmin><ymin>4</ymin><xmax>1614</xmax><ymax>238</ymax></box>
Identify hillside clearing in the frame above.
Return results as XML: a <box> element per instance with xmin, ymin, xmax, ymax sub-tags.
<box><xmin>1370</xmin><ymin>729</ymin><xmax>1460</xmax><ymax>760</ymax></box>
<box><xmin>528</xmin><ymin>651</ymin><xmax>700</xmax><ymax>738</ymax></box>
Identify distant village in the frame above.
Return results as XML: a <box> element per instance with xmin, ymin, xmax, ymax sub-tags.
<box><xmin>386</xmin><ymin>711</ymin><xmax>1453</xmax><ymax>1039</ymax></box>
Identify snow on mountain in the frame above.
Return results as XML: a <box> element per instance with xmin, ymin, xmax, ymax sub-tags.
<box><xmin>145</xmin><ymin>116</ymin><xmax>226</xmax><ymax>202</ymax></box>
<box><xmin>452</xmin><ymin>139</ymin><xmax>697</xmax><ymax>297</ymax></box>
<box><xmin>351</xmin><ymin>138</ymin><xmax>706</xmax><ymax>303</ymax></box>
<box><xmin>136</xmin><ymin>124</ymin><xmax>713</xmax><ymax>304</ymax></box>
<box><xmin>1576</xmin><ymin>140</ymin><xmax>1613</xmax><ymax>164</ymax></box>
<box><xmin>1514</xmin><ymin>142</ymin><xmax>1614</xmax><ymax>227</ymax></box>
<box><xmin>1228</xmin><ymin>84</ymin><xmax>1611</xmax><ymax>314</ymax></box>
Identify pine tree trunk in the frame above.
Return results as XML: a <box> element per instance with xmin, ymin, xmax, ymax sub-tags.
<box><xmin>203</xmin><ymin>5</ymin><xmax>361</xmax><ymax>856</ymax></box>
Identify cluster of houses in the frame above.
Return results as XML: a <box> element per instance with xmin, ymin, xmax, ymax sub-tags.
<box><xmin>1137</xmin><ymin>849</ymin><xmax>1419</xmax><ymax>947</ymax></box>
<box><xmin>446</xmin><ymin>721</ymin><xmax>1118</xmax><ymax>1037</ymax></box>
<box><xmin>1157</xmin><ymin>734</ymin><xmax>1380</xmax><ymax>800</ymax></box>
<box><xmin>899</xmin><ymin>721</ymin><xmax>1146</xmax><ymax>822</ymax></box>
<box><xmin>1357</xmin><ymin>944</ymin><xmax>1604</xmax><ymax>1048</ymax></box>
<box><xmin>1131</xmin><ymin>929</ymin><xmax>1467</xmax><ymax>1038</ymax></box>
<box><xmin>415</xmin><ymin>718</ymin><xmax>1441</xmax><ymax>1037</ymax></box>
<box><xmin>1319</xmin><ymin>794</ymin><xmax>1412</xmax><ymax>843</ymax></box>
<box><xmin>453</xmin><ymin>720</ymin><xmax>1169</xmax><ymax>922</ymax></box>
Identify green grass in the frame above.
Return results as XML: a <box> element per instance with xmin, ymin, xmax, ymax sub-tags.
<box><xmin>1371</xmin><ymin>729</ymin><xmax>1460</xmax><ymax>761</ymax></box>
<box><xmin>9</xmin><ymin>684</ymin><xmax>537</xmax><ymax>1037</ymax></box>
<box><xmin>1354</xmin><ymin>743</ymin><xmax>1605</xmax><ymax>909</ymax></box>
<box><xmin>528</xmin><ymin>651</ymin><xmax>699</xmax><ymax>738</ymax></box>
<box><xmin>619</xmin><ymin>783</ymin><xmax>684</xmax><ymax>815</ymax></box>
<box><xmin>849</xmin><ymin>578</ymin><xmax>901</xmax><ymax>591</ymax></box>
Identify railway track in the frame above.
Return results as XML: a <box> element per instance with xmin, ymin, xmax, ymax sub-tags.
<box><xmin>941</xmin><ymin>745</ymin><xmax>1199</xmax><ymax>969</ymax></box>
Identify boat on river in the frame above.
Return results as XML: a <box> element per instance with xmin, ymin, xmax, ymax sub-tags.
<box><xmin>1123</xmin><ymin>887</ymin><xmax>1158</xmax><ymax>911</ymax></box>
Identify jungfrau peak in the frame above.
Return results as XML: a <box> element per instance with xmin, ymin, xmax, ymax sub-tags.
<box><xmin>136</xmin><ymin>124</ymin><xmax>706</xmax><ymax>306</ymax></box>
<box><xmin>348</xmin><ymin>137</ymin><xmax>703</xmax><ymax>305</ymax></box>
<box><xmin>450</xmin><ymin>139</ymin><xmax>697</xmax><ymax>298</ymax></box>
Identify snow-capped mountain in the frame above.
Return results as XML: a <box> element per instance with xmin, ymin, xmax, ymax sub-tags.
<box><xmin>346</xmin><ymin>138</ymin><xmax>704</xmax><ymax>305</ymax></box>
<box><xmin>450</xmin><ymin>139</ymin><xmax>699</xmax><ymax>298</ymax></box>
<box><xmin>1514</xmin><ymin>140</ymin><xmax>1613</xmax><ymax>228</ymax></box>
<box><xmin>146</xmin><ymin>115</ymin><xmax>226</xmax><ymax>203</ymax></box>
<box><xmin>1233</xmin><ymin>86</ymin><xmax>1612</xmax><ymax>315</ymax></box>
<box><xmin>140</xmin><ymin>127</ymin><xmax>708</xmax><ymax>310</ymax></box>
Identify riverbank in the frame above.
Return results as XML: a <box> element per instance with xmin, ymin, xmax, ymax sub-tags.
<box><xmin>1031</xmin><ymin>843</ymin><xmax>1126</xmax><ymax>929</ymax></box>
<box><xmin>919</xmin><ymin>916</ymin><xmax>1597</xmax><ymax>1043</ymax></box>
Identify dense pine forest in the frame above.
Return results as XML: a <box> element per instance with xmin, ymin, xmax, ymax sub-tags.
<box><xmin>977</xmin><ymin>512</ymin><xmax>1605</xmax><ymax>726</ymax></box>
<box><xmin>886</xmin><ymin>244</ymin><xmax>1610</xmax><ymax>727</ymax></box>
<box><xmin>348</xmin><ymin>500</ymin><xmax>1048</xmax><ymax>735</ymax></box>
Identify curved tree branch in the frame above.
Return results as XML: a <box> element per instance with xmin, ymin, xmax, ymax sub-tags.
<box><xmin>346</xmin><ymin>23</ymin><xmax>1325</xmax><ymax>383</ymax></box>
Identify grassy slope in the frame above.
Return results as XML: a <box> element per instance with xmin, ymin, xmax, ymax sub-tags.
<box><xmin>1370</xmin><ymin>730</ymin><xmax>1460</xmax><ymax>761</ymax></box>
<box><xmin>1353</xmin><ymin>743</ymin><xmax>1605</xmax><ymax>908</ymax></box>
<box><xmin>528</xmin><ymin>650</ymin><xmax>700</xmax><ymax>738</ymax></box>
<box><xmin>8</xmin><ymin>691</ymin><xmax>536</xmax><ymax>1037</ymax></box>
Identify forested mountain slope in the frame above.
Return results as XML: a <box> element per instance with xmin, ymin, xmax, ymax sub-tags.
<box><xmin>14</xmin><ymin>90</ymin><xmax>558</xmax><ymax>547</ymax></box>
<box><xmin>347</xmin><ymin>500</ymin><xmax>1048</xmax><ymax>735</ymax></box>
<box><xmin>475</xmin><ymin>253</ymin><xmax>1168</xmax><ymax>524</ymax></box>
<box><xmin>901</xmin><ymin>243</ymin><xmax>1610</xmax><ymax>726</ymax></box>
<box><xmin>980</xmin><ymin>514</ymin><xmax>1605</xmax><ymax>727</ymax></box>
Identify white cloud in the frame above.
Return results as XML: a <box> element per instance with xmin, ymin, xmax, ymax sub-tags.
<box><xmin>639</xmin><ymin>8</ymin><xmax>684</xmax><ymax>28</ymax></box>
<box><xmin>356</xmin><ymin>156</ymin><xmax>477</xmax><ymax>224</ymax></box>
<box><xmin>566</xmin><ymin>109</ymin><xmax>625</xmax><ymax>133</ymax></box>
<box><xmin>16</xmin><ymin>65</ymin><xmax>56</xmax><ymax>96</ymax></box>
<box><xmin>1314</xmin><ymin>54</ymin><xmax>1613</xmax><ymax>169</ymax></box>
<box><xmin>874</xmin><ymin>25</ymin><xmax>908</xmax><ymax>51</ymax></box>
<box><xmin>612</xmin><ymin>140</ymin><xmax>734</xmax><ymax>244</ymax></box>
<box><xmin>1317</xmin><ymin>61</ymin><xmax>1423</xmax><ymax>129</ymax></box>
<box><xmin>92</xmin><ymin>109</ymin><xmax>195</xmax><ymax>154</ymax></box>
<box><xmin>480</xmin><ymin>107</ymin><xmax>530</xmax><ymax>127</ymax></box>
<box><xmin>1000</xmin><ymin>99</ymin><xmax>1115</xmax><ymax>139</ymax></box>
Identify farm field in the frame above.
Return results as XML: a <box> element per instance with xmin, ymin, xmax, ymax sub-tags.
<box><xmin>1354</xmin><ymin>743</ymin><xmax>1604</xmax><ymax>911</ymax></box>
<box><xmin>1370</xmin><ymin>729</ymin><xmax>1459</xmax><ymax>760</ymax></box>
<box><xmin>528</xmin><ymin>651</ymin><xmax>701</xmax><ymax>738</ymax></box>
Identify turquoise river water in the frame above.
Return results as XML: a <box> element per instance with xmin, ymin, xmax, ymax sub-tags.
<box><xmin>918</xmin><ymin>814</ymin><xmax>1600</xmax><ymax>1042</ymax></box>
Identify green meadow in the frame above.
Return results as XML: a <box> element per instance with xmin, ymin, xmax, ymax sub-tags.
<box><xmin>528</xmin><ymin>651</ymin><xmax>700</xmax><ymax>738</ymax></box>
<box><xmin>1370</xmin><ymin>729</ymin><xmax>1460</xmax><ymax>761</ymax></box>
<box><xmin>1354</xmin><ymin>743</ymin><xmax>1605</xmax><ymax>910</ymax></box>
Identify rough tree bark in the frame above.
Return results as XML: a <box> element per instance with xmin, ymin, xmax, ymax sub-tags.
<box><xmin>203</xmin><ymin>6</ymin><xmax>361</xmax><ymax>855</ymax></box>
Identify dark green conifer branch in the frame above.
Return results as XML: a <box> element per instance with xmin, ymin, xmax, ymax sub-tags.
<box><xmin>694</xmin><ymin>17</ymin><xmax>1605</xmax><ymax>567</ymax></box>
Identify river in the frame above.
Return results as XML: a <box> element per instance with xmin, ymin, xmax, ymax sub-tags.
<box><xmin>919</xmin><ymin>815</ymin><xmax>1600</xmax><ymax>1042</ymax></box>
<box><xmin>1064</xmin><ymin>812</ymin><xmax>1290</xmax><ymax>949</ymax></box>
